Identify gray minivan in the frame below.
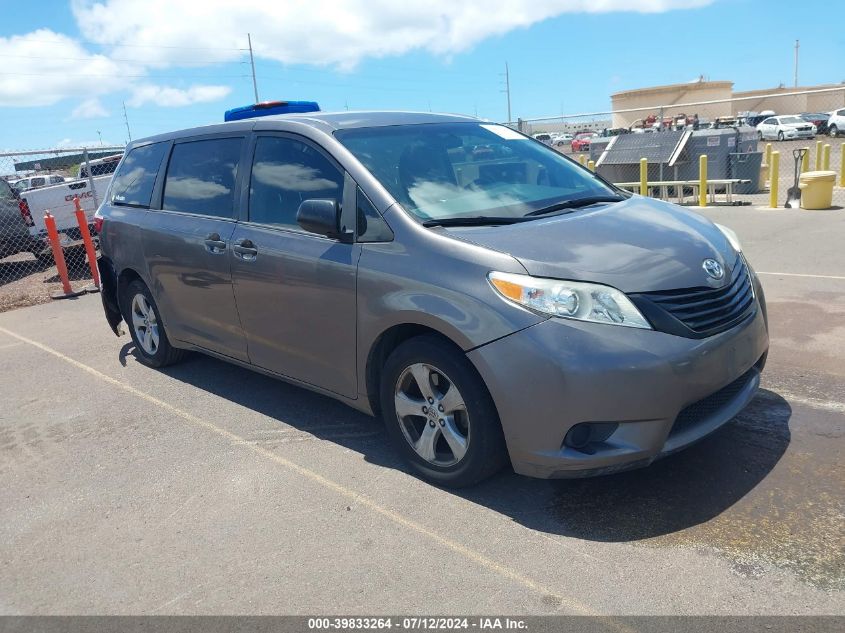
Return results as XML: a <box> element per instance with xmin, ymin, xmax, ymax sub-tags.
<box><xmin>96</xmin><ymin>112</ymin><xmax>769</xmax><ymax>487</ymax></box>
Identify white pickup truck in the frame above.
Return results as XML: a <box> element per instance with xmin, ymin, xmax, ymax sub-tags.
<box><xmin>18</xmin><ymin>153</ymin><xmax>123</xmax><ymax>260</ymax></box>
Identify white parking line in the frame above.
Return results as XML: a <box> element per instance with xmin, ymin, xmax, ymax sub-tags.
<box><xmin>0</xmin><ymin>324</ymin><xmax>628</xmax><ymax>624</ymax></box>
<box><xmin>757</xmin><ymin>271</ymin><xmax>845</xmax><ymax>281</ymax></box>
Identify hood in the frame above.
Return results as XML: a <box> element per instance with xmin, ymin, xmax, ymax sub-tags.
<box><xmin>439</xmin><ymin>196</ymin><xmax>738</xmax><ymax>293</ymax></box>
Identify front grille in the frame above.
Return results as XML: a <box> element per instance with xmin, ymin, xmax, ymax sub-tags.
<box><xmin>638</xmin><ymin>257</ymin><xmax>755</xmax><ymax>337</ymax></box>
<box><xmin>670</xmin><ymin>368</ymin><xmax>755</xmax><ymax>437</ymax></box>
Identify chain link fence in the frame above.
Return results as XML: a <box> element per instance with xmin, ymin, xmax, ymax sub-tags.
<box><xmin>509</xmin><ymin>86</ymin><xmax>845</xmax><ymax>210</ymax></box>
<box><xmin>0</xmin><ymin>146</ymin><xmax>124</xmax><ymax>312</ymax></box>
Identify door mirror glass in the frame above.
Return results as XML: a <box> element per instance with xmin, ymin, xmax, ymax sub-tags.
<box><xmin>296</xmin><ymin>199</ymin><xmax>348</xmax><ymax>239</ymax></box>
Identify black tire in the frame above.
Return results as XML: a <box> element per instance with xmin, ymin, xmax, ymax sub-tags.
<box><xmin>379</xmin><ymin>335</ymin><xmax>508</xmax><ymax>487</ymax></box>
<box><xmin>830</xmin><ymin>125</ymin><xmax>839</xmax><ymax>138</ymax></box>
<box><xmin>122</xmin><ymin>279</ymin><xmax>186</xmax><ymax>368</ymax></box>
<box><xmin>777</xmin><ymin>131</ymin><xmax>785</xmax><ymax>141</ymax></box>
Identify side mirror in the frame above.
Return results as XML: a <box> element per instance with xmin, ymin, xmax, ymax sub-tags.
<box><xmin>296</xmin><ymin>199</ymin><xmax>350</xmax><ymax>240</ymax></box>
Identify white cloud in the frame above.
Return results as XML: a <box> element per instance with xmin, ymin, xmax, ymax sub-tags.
<box><xmin>127</xmin><ymin>83</ymin><xmax>232</xmax><ymax>107</ymax></box>
<box><xmin>1</xmin><ymin>1</ymin><xmax>712</xmax><ymax>108</ymax></box>
<box><xmin>69</xmin><ymin>97</ymin><xmax>110</xmax><ymax>119</ymax></box>
<box><xmin>0</xmin><ymin>29</ymin><xmax>136</xmax><ymax>106</ymax></box>
<box><xmin>71</xmin><ymin>0</ymin><xmax>711</xmax><ymax>68</ymax></box>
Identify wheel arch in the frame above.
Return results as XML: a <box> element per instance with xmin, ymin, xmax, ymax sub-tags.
<box><xmin>364</xmin><ymin>323</ymin><xmax>469</xmax><ymax>417</ymax></box>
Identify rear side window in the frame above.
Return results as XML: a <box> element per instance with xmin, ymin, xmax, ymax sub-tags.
<box><xmin>163</xmin><ymin>138</ymin><xmax>242</xmax><ymax>218</ymax></box>
<box><xmin>248</xmin><ymin>136</ymin><xmax>343</xmax><ymax>229</ymax></box>
<box><xmin>111</xmin><ymin>142</ymin><xmax>167</xmax><ymax>208</ymax></box>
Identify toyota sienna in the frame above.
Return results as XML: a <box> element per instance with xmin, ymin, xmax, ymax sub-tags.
<box><xmin>96</xmin><ymin>111</ymin><xmax>769</xmax><ymax>487</ymax></box>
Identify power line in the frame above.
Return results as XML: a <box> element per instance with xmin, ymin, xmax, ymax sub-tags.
<box><xmin>14</xmin><ymin>39</ymin><xmax>247</xmax><ymax>51</ymax></box>
<box><xmin>0</xmin><ymin>53</ymin><xmax>246</xmax><ymax>66</ymax></box>
<box><xmin>0</xmin><ymin>71</ymin><xmax>249</xmax><ymax>79</ymax></box>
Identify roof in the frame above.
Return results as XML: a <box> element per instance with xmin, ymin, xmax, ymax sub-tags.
<box><xmin>612</xmin><ymin>81</ymin><xmax>733</xmax><ymax>100</ymax></box>
<box><xmin>128</xmin><ymin>111</ymin><xmax>480</xmax><ymax>150</ymax></box>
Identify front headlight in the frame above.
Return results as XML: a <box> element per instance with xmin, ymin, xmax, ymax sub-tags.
<box><xmin>488</xmin><ymin>271</ymin><xmax>651</xmax><ymax>329</ymax></box>
<box><xmin>714</xmin><ymin>223</ymin><xmax>742</xmax><ymax>253</ymax></box>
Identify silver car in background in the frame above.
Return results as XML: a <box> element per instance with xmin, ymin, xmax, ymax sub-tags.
<box><xmin>96</xmin><ymin>112</ymin><xmax>769</xmax><ymax>487</ymax></box>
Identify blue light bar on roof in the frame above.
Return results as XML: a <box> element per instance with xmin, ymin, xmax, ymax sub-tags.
<box><xmin>224</xmin><ymin>100</ymin><xmax>320</xmax><ymax>122</ymax></box>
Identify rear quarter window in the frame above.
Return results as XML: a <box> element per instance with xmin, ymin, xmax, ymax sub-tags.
<box><xmin>110</xmin><ymin>142</ymin><xmax>169</xmax><ymax>208</ymax></box>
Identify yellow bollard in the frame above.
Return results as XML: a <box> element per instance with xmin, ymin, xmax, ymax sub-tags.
<box><xmin>587</xmin><ymin>159</ymin><xmax>595</xmax><ymax>172</ymax></box>
<box><xmin>815</xmin><ymin>140</ymin><xmax>823</xmax><ymax>170</ymax></box>
<box><xmin>698</xmin><ymin>154</ymin><xmax>707</xmax><ymax>207</ymax></box>
<box><xmin>769</xmin><ymin>151</ymin><xmax>779</xmax><ymax>208</ymax></box>
<box><xmin>841</xmin><ymin>145</ymin><xmax>845</xmax><ymax>188</ymax></box>
<box><xmin>801</xmin><ymin>148</ymin><xmax>810</xmax><ymax>173</ymax></box>
<box><xmin>765</xmin><ymin>143</ymin><xmax>772</xmax><ymax>169</ymax></box>
<box><xmin>640</xmin><ymin>157</ymin><xmax>648</xmax><ymax>196</ymax></box>
<box><xmin>822</xmin><ymin>144</ymin><xmax>831</xmax><ymax>171</ymax></box>
<box><xmin>578</xmin><ymin>154</ymin><xmax>586</xmax><ymax>166</ymax></box>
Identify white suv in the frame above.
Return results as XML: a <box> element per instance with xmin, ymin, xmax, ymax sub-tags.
<box><xmin>827</xmin><ymin>108</ymin><xmax>845</xmax><ymax>138</ymax></box>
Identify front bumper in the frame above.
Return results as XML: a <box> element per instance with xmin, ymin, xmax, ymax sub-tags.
<box><xmin>784</xmin><ymin>129</ymin><xmax>814</xmax><ymax>139</ymax></box>
<box><xmin>467</xmin><ymin>285</ymin><xmax>769</xmax><ymax>479</ymax></box>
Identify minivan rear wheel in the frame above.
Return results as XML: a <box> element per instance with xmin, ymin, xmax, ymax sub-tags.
<box><xmin>123</xmin><ymin>279</ymin><xmax>186</xmax><ymax>368</ymax></box>
<box><xmin>379</xmin><ymin>335</ymin><xmax>508</xmax><ymax>487</ymax></box>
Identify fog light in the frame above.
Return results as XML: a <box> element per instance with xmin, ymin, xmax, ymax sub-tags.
<box><xmin>563</xmin><ymin>422</ymin><xmax>619</xmax><ymax>450</ymax></box>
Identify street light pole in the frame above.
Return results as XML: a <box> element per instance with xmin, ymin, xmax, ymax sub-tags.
<box><xmin>248</xmin><ymin>33</ymin><xmax>260</xmax><ymax>103</ymax></box>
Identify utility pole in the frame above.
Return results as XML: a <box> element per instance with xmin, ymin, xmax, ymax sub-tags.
<box><xmin>501</xmin><ymin>62</ymin><xmax>512</xmax><ymax>123</ymax></box>
<box><xmin>794</xmin><ymin>39</ymin><xmax>799</xmax><ymax>88</ymax></box>
<box><xmin>248</xmin><ymin>33</ymin><xmax>260</xmax><ymax>103</ymax></box>
<box><xmin>122</xmin><ymin>101</ymin><xmax>132</xmax><ymax>142</ymax></box>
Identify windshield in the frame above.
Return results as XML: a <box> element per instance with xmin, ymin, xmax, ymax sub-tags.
<box><xmin>334</xmin><ymin>122</ymin><xmax>619</xmax><ymax>222</ymax></box>
<box><xmin>780</xmin><ymin>116</ymin><xmax>804</xmax><ymax>125</ymax></box>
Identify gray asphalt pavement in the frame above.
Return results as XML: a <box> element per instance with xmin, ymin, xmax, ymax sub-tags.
<box><xmin>0</xmin><ymin>207</ymin><xmax>843</xmax><ymax>615</ymax></box>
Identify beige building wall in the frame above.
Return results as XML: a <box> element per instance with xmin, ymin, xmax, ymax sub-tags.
<box><xmin>610</xmin><ymin>81</ymin><xmax>733</xmax><ymax>128</ymax></box>
<box><xmin>732</xmin><ymin>85</ymin><xmax>845</xmax><ymax>115</ymax></box>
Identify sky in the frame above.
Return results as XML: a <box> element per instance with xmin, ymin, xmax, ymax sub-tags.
<box><xmin>0</xmin><ymin>0</ymin><xmax>842</xmax><ymax>150</ymax></box>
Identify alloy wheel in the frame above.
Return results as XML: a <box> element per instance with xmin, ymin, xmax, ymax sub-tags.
<box><xmin>130</xmin><ymin>293</ymin><xmax>160</xmax><ymax>356</ymax></box>
<box><xmin>394</xmin><ymin>363</ymin><xmax>469</xmax><ymax>467</ymax></box>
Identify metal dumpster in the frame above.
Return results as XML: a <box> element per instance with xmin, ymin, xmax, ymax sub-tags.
<box><xmin>729</xmin><ymin>152</ymin><xmax>763</xmax><ymax>194</ymax></box>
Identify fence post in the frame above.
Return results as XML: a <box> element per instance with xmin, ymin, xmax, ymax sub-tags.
<box><xmin>639</xmin><ymin>157</ymin><xmax>647</xmax><ymax>196</ymax></box>
<box><xmin>74</xmin><ymin>197</ymin><xmax>100</xmax><ymax>291</ymax></box>
<box><xmin>44</xmin><ymin>212</ymin><xmax>84</xmax><ymax>299</ymax></box>
<box><xmin>801</xmin><ymin>148</ymin><xmax>810</xmax><ymax>174</ymax></box>
<box><xmin>814</xmin><ymin>140</ymin><xmax>822</xmax><ymax>171</ymax></box>
<box><xmin>698</xmin><ymin>155</ymin><xmax>707</xmax><ymax>208</ymax></box>
<box><xmin>769</xmin><ymin>151</ymin><xmax>780</xmax><ymax>208</ymax></box>
<box><xmin>587</xmin><ymin>159</ymin><xmax>595</xmax><ymax>172</ymax></box>
<box><xmin>82</xmin><ymin>148</ymin><xmax>99</xmax><ymax>208</ymax></box>
<box><xmin>841</xmin><ymin>145</ymin><xmax>845</xmax><ymax>188</ymax></box>
<box><xmin>822</xmin><ymin>144</ymin><xmax>831</xmax><ymax>171</ymax></box>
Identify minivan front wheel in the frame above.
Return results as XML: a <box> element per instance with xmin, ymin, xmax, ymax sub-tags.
<box><xmin>123</xmin><ymin>280</ymin><xmax>185</xmax><ymax>368</ymax></box>
<box><xmin>380</xmin><ymin>335</ymin><xmax>508</xmax><ymax>487</ymax></box>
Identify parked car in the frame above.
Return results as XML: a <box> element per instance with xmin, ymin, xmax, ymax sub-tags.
<box><xmin>553</xmin><ymin>133</ymin><xmax>573</xmax><ymax>147</ymax></box>
<box><xmin>800</xmin><ymin>113</ymin><xmax>829</xmax><ymax>135</ymax></box>
<box><xmin>18</xmin><ymin>153</ymin><xmax>123</xmax><ymax>262</ymax></box>
<box><xmin>827</xmin><ymin>108</ymin><xmax>845</xmax><ymax>137</ymax></box>
<box><xmin>570</xmin><ymin>132</ymin><xmax>594</xmax><ymax>152</ymax></box>
<box><xmin>756</xmin><ymin>115</ymin><xmax>815</xmax><ymax>141</ymax></box>
<box><xmin>95</xmin><ymin>111</ymin><xmax>769</xmax><ymax>487</ymax></box>
<box><xmin>531</xmin><ymin>133</ymin><xmax>553</xmax><ymax>145</ymax></box>
<box><xmin>0</xmin><ymin>178</ymin><xmax>33</xmax><ymax>260</ymax></box>
<box><xmin>10</xmin><ymin>174</ymin><xmax>66</xmax><ymax>194</ymax></box>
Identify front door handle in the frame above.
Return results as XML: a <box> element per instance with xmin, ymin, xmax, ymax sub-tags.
<box><xmin>233</xmin><ymin>239</ymin><xmax>258</xmax><ymax>261</ymax></box>
<box><xmin>204</xmin><ymin>233</ymin><xmax>227</xmax><ymax>254</ymax></box>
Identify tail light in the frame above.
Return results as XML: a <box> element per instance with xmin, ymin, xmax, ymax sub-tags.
<box><xmin>18</xmin><ymin>199</ymin><xmax>34</xmax><ymax>227</ymax></box>
<box><xmin>93</xmin><ymin>213</ymin><xmax>104</xmax><ymax>234</ymax></box>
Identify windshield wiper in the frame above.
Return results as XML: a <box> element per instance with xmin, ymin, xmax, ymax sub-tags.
<box><xmin>524</xmin><ymin>195</ymin><xmax>625</xmax><ymax>217</ymax></box>
<box><xmin>422</xmin><ymin>216</ymin><xmax>525</xmax><ymax>227</ymax></box>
